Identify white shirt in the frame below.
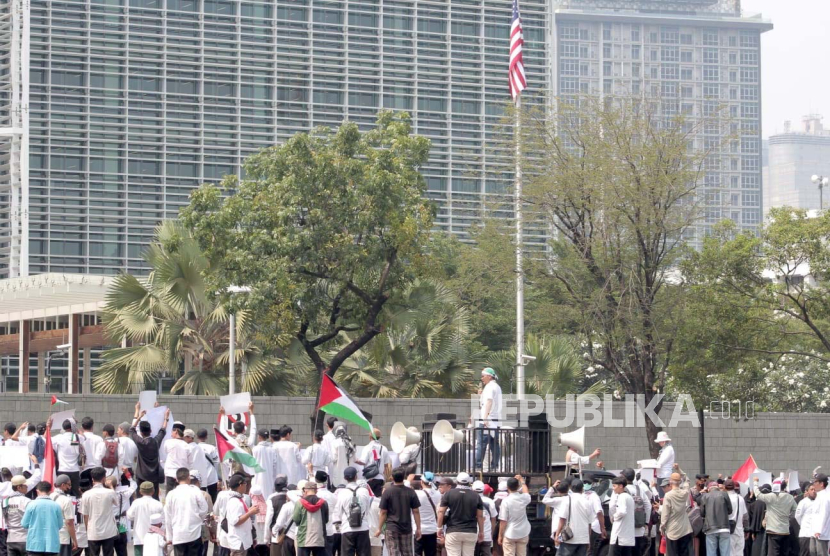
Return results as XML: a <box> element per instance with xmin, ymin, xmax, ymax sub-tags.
<box><xmin>303</xmin><ymin>444</ymin><xmax>333</xmax><ymax>477</ymax></box>
<box><xmin>127</xmin><ymin>495</ymin><xmax>164</xmax><ymax>546</ymax></box>
<box><xmin>398</xmin><ymin>444</ymin><xmax>421</xmax><ymax>466</ymax></box>
<box><xmin>333</xmin><ymin>483</ymin><xmax>372</xmax><ymax>533</ymax></box>
<box><xmin>0</xmin><ymin>468</ymin><xmax>40</xmax><ymax>530</ymax></box>
<box><xmin>655</xmin><ymin>444</ymin><xmax>675</xmax><ymax>479</ymax></box>
<box><xmin>227</xmin><ymin>494</ymin><xmax>254</xmax><ymax>550</ymax></box>
<box><xmin>478</xmin><ymin>494</ymin><xmax>497</xmax><ymax>540</ymax></box>
<box><xmin>543</xmin><ymin>490</ymin><xmax>570</xmax><ymax>534</ymax></box>
<box><xmin>95</xmin><ymin>438</ymin><xmax>124</xmax><ymax>478</ymax></box>
<box><xmin>480</xmin><ymin>380</ymin><xmax>503</xmax><ymax>424</ymax></box>
<box><xmin>728</xmin><ymin>492</ymin><xmax>747</xmax><ymax>535</ymax></box>
<box><xmin>498</xmin><ymin>492</ymin><xmax>531</xmax><ymax>540</ymax></box>
<box><xmin>414</xmin><ymin>490</ymin><xmax>439</xmax><ymax>535</ymax></box>
<box><xmin>50</xmin><ymin>491</ymin><xmax>77</xmax><ymax>546</ymax></box>
<box><xmin>142</xmin><ymin>532</ymin><xmax>166</xmax><ymax>556</ymax></box>
<box><xmin>273</xmin><ymin>440</ymin><xmax>303</xmax><ymax>485</ymax></box>
<box><xmin>162</xmin><ymin>437</ymin><xmax>195</xmax><ymax>479</ymax></box>
<box><xmin>558</xmin><ymin>492</ymin><xmax>596</xmax><ymax>545</ymax></box>
<box><xmin>797</xmin><ymin>498</ymin><xmax>818</xmax><ymax>538</ymax></box>
<box><xmin>196</xmin><ymin>443</ymin><xmax>219</xmax><ymax>486</ymax></box>
<box><xmin>586</xmin><ymin>491</ymin><xmax>604</xmax><ymax>534</ymax></box>
<box><xmin>118</xmin><ymin>436</ymin><xmax>139</xmax><ymax>470</ymax></box>
<box><xmin>81</xmin><ymin>484</ymin><xmax>119</xmax><ymax>542</ymax></box>
<box><xmin>81</xmin><ymin>432</ymin><xmax>104</xmax><ymax>470</ymax></box>
<box><xmin>317</xmin><ymin>485</ymin><xmax>338</xmax><ymax>536</ymax></box>
<box><xmin>359</xmin><ymin>441</ymin><xmax>390</xmax><ymax>481</ymax></box>
<box><xmin>610</xmin><ymin>491</ymin><xmax>635</xmax><ymax>547</ymax></box>
<box><xmin>369</xmin><ymin>498</ymin><xmax>383</xmax><ymax>546</ymax></box>
<box><xmin>273</xmin><ymin>497</ymin><xmax>297</xmax><ymax>542</ymax></box>
<box><xmin>625</xmin><ymin>483</ymin><xmax>652</xmax><ymax>537</ymax></box>
<box><xmin>214</xmin><ymin>490</ymin><xmax>233</xmax><ymax>548</ymax></box>
<box><xmin>164</xmin><ymin>484</ymin><xmax>208</xmax><ymax>545</ymax></box>
<box><xmin>813</xmin><ymin>488</ymin><xmax>830</xmax><ymax>540</ymax></box>
<box><xmin>52</xmin><ymin>431</ymin><xmax>81</xmax><ymax>473</ymax></box>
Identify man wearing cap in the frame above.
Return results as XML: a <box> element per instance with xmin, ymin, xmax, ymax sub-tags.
<box><xmin>127</xmin><ymin>481</ymin><xmax>164</xmax><ymax>556</ymax></box>
<box><xmin>725</xmin><ymin>479</ymin><xmax>747</xmax><ymax>556</ymax></box>
<box><xmin>472</xmin><ymin>481</ymin><xmax>498</xmax><ymax>556</ymax></box>
<box><xmin>654</xmin><ymin>432</ymin><xmax>675</xmax><ymax>498</ymax></box>
<box><xmin>21</xmin><ymin>481</ymin><xmax>64</xmax><ymax>556</ymax></box>
<box><xmin>227</xmin><ymin>474</ymin><xmax>260</xmax><ymax>556</ymax></box>
<box><xmin>476</xmin><ymin>368</ymin><xmax>502</xmax><ymax>471</ymax></box>
<box><xmin>313</xmin><ymin>471</ymin><xmax>337</xmax><ymax>555</ymax></box>
<box><xmin>332</xmin><ymin>467</ymin><xmax>372</xmax><ymax>556</ymax></box>
<box><xmin>194</xmin><ymin>430</ymin><xmax>220</xmax><ymax>503</ymax></box>
<box><xmin>4</xmin><ymin>476</ymin><xmax>34</xmax><ymax>556</ymax></box>
<box><xmin>162</xmin><ymin>423</ymin><xmax>195</xmax><ymax>495</ymax></box>
<box><xmin>356</xmin><ymin>428</ymin><xmax>390</xmax><ymax>498</ymax></box>
<box><xmin>291</xmin><ymin>481</ymin><xmax>329</xmax><ymax>556</ymax></box>
<box><xmin>142</xmin><ymin>513</ymin><xmax>166</xmax><ymax>556</ymax></box>
<box><xmin>659</xmin><ymin>472</ymin><xmax>692</xmax><ymax>556</ymax></box>
<box><xmin>164</xmin><ymin>468</ymin><xmax>208</xmax><ymax>556</ymax></box>
<box><xmin>130</xmin><ymin>403</ymin><xmax>169</xmax><ymax>500</ymax></box>
<box><xmin>753</xmin><ymin>477</ymin><xmax>797</xmax><ymax>556</ymax></box>
<box><xmin>50</xmin><ymin>475</ymin><xmax>79</xmax><ymax>556</ymax></box>
<box><xmin>810</xmin><ymin>473</ymin><xmax>830</xmax><ymax>556</ymax></box>
<box><xmin>413</xmin><ymin>478</ymin><xmax>440</xmax><ymax>556</ymax></box>
<box><xmin>438</xmin><ymin>472</ymin><xmax>485</xmax><ymax>556</ymax></box>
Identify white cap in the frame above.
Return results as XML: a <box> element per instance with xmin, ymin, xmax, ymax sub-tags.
<box><xmin>472</xmin><ymin>480</ymin><xmax>485</xmax><ymax>493</ymax></box>
<box><xmin>150</xmin><ymin>513</ymin><xmax>163</xmax><ymax>525</ymax></box>
<box><xmin>189</xmin><ymin>470</ymin><xmax>201</xmax><ymax>482</ymax></box>
<box><xmin>497</xmin><ymin>481</ymin><xmax>508</xmax><ymax>492</ymax></box>
<box><xmin>456</xmin><ymin>472</ymin><xmax>472</xmax><ymax>485</ymax></box>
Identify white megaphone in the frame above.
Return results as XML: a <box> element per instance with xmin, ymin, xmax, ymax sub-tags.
<box><xmin>390</xmin><ymin>422</ymin><xmax>421</xmax><ymax>453</ymax></box>
<box><xmin>558</xmin><ymin>426</ymin><xmax>585</xmax><ymax>454</ymax></box>
<box><xmin>432</xmin><ymin>420</ymin><xmax>465</xmax><ymax>453</ymax></box>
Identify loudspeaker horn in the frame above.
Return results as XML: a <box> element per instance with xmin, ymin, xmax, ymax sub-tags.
<box><xmin>432</xmin><ymin>420</ymin><xmax>465</xmax><ymax>453</ymax></box>
<box><xmin>558</xmin><ymin>426</ymin><xmax>585</xmax><ymax>455</ymax></box>
<box><xmin>390</xmin><ymin>422</ymin><xmax>421</xmax><ymax>453</ymax></box>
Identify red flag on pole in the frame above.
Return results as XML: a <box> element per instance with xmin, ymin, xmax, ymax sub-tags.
<box><xmin>733</xmin><ymin>454</ymin><xmax>758</xmax><ymax>484</ymax></box>
<box><xmin>43</xmin><ymin>423</ymin><xmax>56</xmax><ymax>486</ymax></box>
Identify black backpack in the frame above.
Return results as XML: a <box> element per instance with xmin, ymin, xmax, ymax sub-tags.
<box><xmin>348</xmin><ymin>486</ymin><xmax>364</xmax><ymax>528</ymax></box>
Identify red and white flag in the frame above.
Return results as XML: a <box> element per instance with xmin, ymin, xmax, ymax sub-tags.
<box><xmin>733</xmin><ymin>454</ymin><xmax>758</xmax><ymax>484</ymax></box>
<box><xmin>43</xmin><ymin>423</ymin><xmax>56</xmax><ymax>486</ymax></box>
<box><xmin>508</xmin><ymin>0</ymin><xmax>527</xmax><ymax>101</ymax></box>
<box><xmin>51</xmin><ymin>395</ymin><xmax>68</xmax><ymax>406</ymax></box>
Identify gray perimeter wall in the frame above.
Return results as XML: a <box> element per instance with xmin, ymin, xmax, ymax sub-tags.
<box><xmin>1</xmin><ymin>394</ymin><xmax>826</xmax><ymax>481</ymax></box>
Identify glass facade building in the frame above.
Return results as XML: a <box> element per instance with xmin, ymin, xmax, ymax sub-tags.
<box><xmin>0</xmin><ymin>0</ymin><xmax>548</xmax><ymax>279</ymax></box>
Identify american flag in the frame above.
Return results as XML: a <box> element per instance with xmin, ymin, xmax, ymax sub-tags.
<box><xmin>509</xmin><ymin>0</ymin><xmax>527</xmax><ymax>101</ymax></box>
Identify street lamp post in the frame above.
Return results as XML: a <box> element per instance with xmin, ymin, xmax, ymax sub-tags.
<box><xmin>812</xmin><ymin>174</ymin><xmax>829</xmax><ymax>210</ymax></box>
<box><xmin>225</xmin><ymin>286</ymin><xmax>251</xmax><ymax>395</ymax></box>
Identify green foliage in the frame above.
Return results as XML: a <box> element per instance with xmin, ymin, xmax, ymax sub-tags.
<box><xmin>95</xmin><ymin>221</ymin><xmax>295</xmax><ymax>395</ymax></box>
<box><xmin>181</xmin><ymin>112</ymin><xmax>434</xmax><ymax>380</ymax></box>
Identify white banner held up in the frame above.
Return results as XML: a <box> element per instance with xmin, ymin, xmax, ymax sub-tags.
<box><xmin>751</xmin><ymin>469</ymin><xmax>772</xmax><ymax>487</ymax></box>
<box><xmin>0</xmin><ymin>446</ymin><xmax>31</xmax><ymax>471</ymax></box>
<box><xmin>139</xmin><ymin>390</ymin><xmax>157</xmax><ymax>411</ymax></box>
<box><xmin>50</xmin><ymin>409</ymin><xmax>76</xmax><ymax>430</ymax></box>
<box><xmin>142</xmin><ymin>405</ymin><xmax>174</xmax><ymax>439</ymax></box>
<box><xmin>220</xmin><ymin>392</ymin><xmax>251</xmax><ymax>415</ymax></box>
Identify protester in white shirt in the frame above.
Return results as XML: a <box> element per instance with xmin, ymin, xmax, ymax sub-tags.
<box><xmin>274</xmin><ymin>426</ymin><xmax>304</xmax><ymax>485</ymax></box>
<box><xmin>81</xmin><ymin>467</ymin><xmax>119</xmax><ymax>549</ymax></box>
<box><xmin>543</xmin><ymin>481</ymin><xmax>572</xmax><ymax>537</ymax></box>
<box><xmin>621</xmin><ymin>468</ymin><xmax>652</xmax><ymax>555</ymax></box>
<box><xmin>498</xmin><ymin>476</ymin><xmax>531</xmax><ymax>556</ymax></box>
<box><xmin>52</xmin><ymin>420</ymin><xmax>82</xmax><ymax>496</ymax></box>
<box><xmin>272</xmin><ymin>489</ymin><xmax>299</xmax><ymax>556</ymax></box>
<box><xmin>554</xmin><ymin>480</ymin><xmax>596</xmax><ymax>556</ymax></box>
<box><xmin>314</xmin><ymin>471</ymin><xmax>339</xmax><ymax>542</ymax></box>
<box><xmin>812</xmin><ymin>474</ymin><xmax>830</xmax><ymax>556</ymax></box>
<box><xmin>127</xmin><ymin>481</ymin><xmax>164</xmax><ymax>553</ymax></box>
<box><xmin>476</xmin><ymin>368</ymin><xmax>502</xmax><ymax>470</ymax></box>
<box><xmin>195</xmin><ymin>429</ymin><xmax>220</xmax><ymax>501</ymax></box>
<box><xmin>96</xmin><ymin>424</ymin><xmax>125</xmax><ymax>479</ymax></box>
<box><xmin>162</xmin><ymin>424</ymin><xmax>195</xmax><ymax>494</ymax></box>
<box><xmin>116</xmin><ymin>423</ymin><xmax>139</xmax><ymax>472</ymax></box>
<box><xmin>724</xmin><ymin>479</ymin><xmax>748</xmax><ymax>556</ymax></box>
<box><xmin>252</xmin><ymin>430</ymin><xmax>279</xmax><ymax>500</ymax></box>
<box><xmin>213</xmin><ymin>486</ymin><xmax>235</xmax><ymax>552</ymax></box>
<box><xmin>332</xmin><ymin>467</ymin><xmax>373</xmax><ymax>554</ymax></box>
<box><xmin>473</xmin><ymin>481</ymin><xmax>498</xmax><ymax>555</ymax></box>
<box><xmin>357</xmin><ymin>429</ymin><xmax>391</xmax><ymax>496</ymax></box>
<box><xmin>584</xmin><ymin>483</ymin><xmax>607</xmax><ymax>543</ymax></box>
<box><xmin>303</xmin><ymin>431</ymin><xmax>334</xmax><ymax>480</ymax></box>
<box><xmin>654</xmin><ymin>432</ymin><xmax>675</xmax><ymax>488</ymax></box>
<box><xmin>164</xmin><ymin>468</ymin><xmax>209</xmax><ymax>554</ymax></box>
<box><xmin>80</xmin><ymin>417</ymin><xmax>105</xmax><ymax>473</ymax></box>
<box><xmin>263</xmin><ymin>475</ymin><xmax>290</xmax><ymax>546</ymax></box>
<box><xmin>610</xmin><ymin>477</ymin><xmax>636</xmax><ymax>556</ymax></box>
<box><xmin>142</xmin><ymin>514</ymin><xmax>167</xmax><ymax>556</ymax></box>
<box><xmin>368</xmin><ymin>495</ymin><xmax>384</xmax><ymax>556</ymax></box>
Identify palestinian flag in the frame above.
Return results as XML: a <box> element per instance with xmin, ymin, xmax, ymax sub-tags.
<box><xmin>51</xmin><ymin>396</ymin><xmax>68</xmax><ymax>405</ymax></box>
<box><xmin>317</xmin><ymin>375</ymin><xmax>375</xmax><ymax>437</ymax></box>
<box><xmin>214</xmin><ymin>426</ymin><xmax>264</xmax><ymax>472</ymax></box>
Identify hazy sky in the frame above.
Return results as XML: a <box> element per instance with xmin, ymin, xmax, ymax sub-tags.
<box><xmin>741</xmin><ymin>0</ymin><xmax>830</xmax><ymax>137</ymax></box>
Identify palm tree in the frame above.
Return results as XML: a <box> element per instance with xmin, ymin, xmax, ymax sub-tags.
<box><xmin>332</xmin><ymin>280</ymin><xmax>487</xmax><ymax>398</ymax></box>
<box><xmin>94</xmin><ymin>221</ymin><xmax>295</xmax><ymax>395</ymax></box>
<box><xmin>487</xmin><ymin>334</ymin><xmax>605</xmax><ymax>397</ymax></box>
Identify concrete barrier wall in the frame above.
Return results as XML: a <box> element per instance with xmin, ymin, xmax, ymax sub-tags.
<box><xmin>1</xmin><ymin>393</ymin><xmax>825</xmax><ymax>481</ymax></box>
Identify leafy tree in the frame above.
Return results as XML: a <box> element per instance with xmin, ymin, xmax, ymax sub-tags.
<box><xmin>518</xmin><ymin>97</ymin><xmax>713</xmax><ymax>456</ymax></box>
<box><xmin>181</xmin><ymin>112</ymin><xmax>434</xmax><ymax>391</ymax></box>
<box><xmin>95</xmin><ymin>222</ymin><xmax>294</xmax><ymax>395</ymax></box>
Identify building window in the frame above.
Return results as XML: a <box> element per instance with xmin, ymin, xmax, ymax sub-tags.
<box><xmin>703</xmin><ymin>30</ymin><xmax>719</xmax><ymax>46</ymax></box>
<box><xmin>702</xmin><ymin>66</ymin><xmax>719</xmax><ymax>81</ymax></box>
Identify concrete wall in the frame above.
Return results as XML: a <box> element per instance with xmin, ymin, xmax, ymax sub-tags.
<box><xmin>1</xmin><ymin>393</ymin><xmax>825</xmax><ymax>481</ymax></box>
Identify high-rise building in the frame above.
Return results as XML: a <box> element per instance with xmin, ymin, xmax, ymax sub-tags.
<box><xmin>764</xmin><ymin>115</ymin><xmax>830</xmax><ymax>216</ymax></box>
<box><xmin>550</xmin><ymin>0</ymin><xmax>771</xmax><ymax>241</ymax></box>
<box><xmin>0</xmin><ymin>0</ymin><xmax>549</xmax><ymax>280</ymax></box>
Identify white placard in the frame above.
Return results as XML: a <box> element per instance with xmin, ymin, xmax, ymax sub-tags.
<box><xmin>220</xmin><ymin>392</ymin><xmax>251</xmax><ymax>415</ymax></box>
<box><xmin>139</xmin><ymin>390</ymin><xmax>157</xmax><ymax>411</ymax></box>
<box><xmin>787</xmin><ymin>469</ymin><xmax>799</xmax><ymax>491</ymax></box>
<box><xmin>0</xmin><ymin>446</ymin><xmax>31</xmax><ymax>470</ymax></box>
<box><xmin>638</xmin><ymin>467</ymin><xmax>656</xmax><ymax>483</ymax></box>
<box><xmin>142</xmin><ymin>405</ymin><xmax>174</xmax><ymax>440</ymax></box>
<box><xmin>739</xmin><ymin>482</ymin><xmax>749</xmax><ymax>496</ymax></box>
<box><xmin>50</xmin><ymin>409</ymin><xmax>76</xmax><ymax>430</ymax></box>
<box><xmin>750</xmin><ymin>469</ymin><xmax>772</xmax><ymax>487</ymax></box>
<box><xmin>637</xmin><ymin>459</ymin><xmax>659</xmax><ymax>469</ymax></box>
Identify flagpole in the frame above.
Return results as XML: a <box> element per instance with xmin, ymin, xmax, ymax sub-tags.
<box><xmin>515</xmin><ymin>94</ymin><xmax>525</xmax><ymax>400</ymax></box>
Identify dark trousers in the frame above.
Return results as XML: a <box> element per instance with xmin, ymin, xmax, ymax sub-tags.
<box><xmin>7</xmin><ymin>542</ymin><xmax>26</xmax><ymax>556</ymax></box>
<box><xmin>589</xmin><ymin>530</ymin><xmax>603</xmax><ymax>556</ymax></box>
<box><xmin>613</xmin><ymin>543</ymin><xmax>635</xmax><ymax>556</ymax></box>
<box><xmin>205</xmin><ymin>483</ymin><xmax>218</xmax><ymax>504</ymax></box>
<box><xmin>330</xmin><ymin>534</ymin><xmax>341</xmax><ymax>556</ymax></box>
<box><xmin>87</xmin><ymin>537</ymin><xmax>115</xmax><ymax>556</ymax></box>
<box><xmin>282</xmin><ymin>538</ymin><xmax>295</xmax><ymax>556</ymax></box>
<box><xmin>114</xmin><ymin>533</ymin><xmax>127</xmax><ymax>556</ymax></box>
<box><xmin>297</xmin><ymin>548</ymin><xmax>328</xmax><ymax>556</ymax></box>
<box><xmin>60</xmin><ymin>544</ymin><xmax>73</xmax><ymax>556</ymax></box>
<box><xmin>136</xmin><ymin>477</ymin><xmax>160</xmax><ymax>501</ymax></box>
<box><xmin>767</xmin><ymin>535</ymin><xmax>789</xmax><ymax>556</ymax></box>
<box><xmin>341</xmin><ymin>532</ymin><xmax>371</xmax><ymax>556</ymax></box>
<box><xmin>165</xmin><ymin>477</ymin><xmax>179</xmax><ymax>494</ymax></box>
<box><xmin>636</xmin><ymin>537</ymin><xmax>650</xmax><ymax>556</ymax></box>
<box><xmin>173</xmin><ymin>540</ymin><xmax>203</xmax><ymax>556</ymax></box>
<box><xmin>0</xmin><ymin>528</ymin><xmax>8</xmax><ymax>556</ymax></box>
<box><xmin>558</xmin><ymin>545</ymin><xmax>588</xmax><ymax>556</ymax></box>
<box><xmin>798</xmin><ymin>539</ymin><xmax>811</xmax><ymax>556</ymax></box>
<box><xmin>27</xmin><ymin>553</ymin><xmax>59</xmax><ymax>556</ymax></box>
<box><xmin>416</xmin><ymin>533</ymin><xmax>438</xmax><ymax>556</ymax></box>
<box><xmin>667</xmin><ymin>534</ymin><xmax>694</xmax><ymax>556</ymax></box>
<box><xmin>57</xmin><ymin>471</ymin><xmax>82</xmax><ymax>498</ymax></box>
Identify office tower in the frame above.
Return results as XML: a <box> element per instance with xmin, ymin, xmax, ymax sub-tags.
<box><xmin>0</xmin><ymin>0</ymin><xmax>548</xmax><ymax>279</ymax></box>
<box><xmin>551</xmin><ymin>0</ymin><xmax>772</xmax><ymax>242</ymax></box>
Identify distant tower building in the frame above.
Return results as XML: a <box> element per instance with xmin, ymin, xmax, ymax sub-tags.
<box><xmin>764</xmin><ymin>114</ymin><xmax>830</xmax><ymax>216</ymax></box>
